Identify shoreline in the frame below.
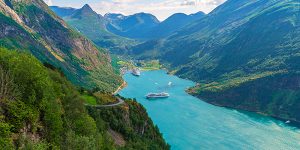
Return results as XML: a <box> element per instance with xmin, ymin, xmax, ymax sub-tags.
<box><xmin>175</xmin><ymin>69</ymin><xmax>300</xmax><ymax>127</ymax></box>
<box><xmin>119</xmin><ymin>69</ymin><xmax>300</xmax><ymax>127</ymax></box>
<box><xmin>113</xmin><ymin>81</ymin><xmax>127</xmax><ymax>95</ymax></box>
<box><xmin>187</xmin><ymin>92</ymin><xmax>300</xmax><ymax>127</ymax></box>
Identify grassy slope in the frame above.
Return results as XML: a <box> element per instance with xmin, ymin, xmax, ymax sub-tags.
<box><xmin>81</xmin><ymin>94</ymin><xmax>97</xmax><ymax>105</ymax></box>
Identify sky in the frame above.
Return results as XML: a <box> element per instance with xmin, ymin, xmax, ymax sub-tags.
<box><xmin>44</xmin><ymin>0</ymin><xmax>226</xmax><ymax>21</ymax></box>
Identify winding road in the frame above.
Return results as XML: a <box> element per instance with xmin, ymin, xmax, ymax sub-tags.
<box><xmin>85</xmin><ymin>97</ymin><xmax>125</xmax><ymax>108</ymax></box>
<box><xmin>85</xmin><ymin>81</ymin><xmax>127</xmax><ymax>108</ymax></box>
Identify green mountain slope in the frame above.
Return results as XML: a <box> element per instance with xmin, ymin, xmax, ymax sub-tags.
<box><xmin>50</xmin><ymin>6</ymin><xmax>76</xmax><ymax>18</ymax></box>
<box><xmin>51</xmin><ymin>5</ymin><xmax>136</xmax><ymax>54</ymax></box>
<box><xmin>51</xmin><ymin>5</ymin><xmax>205</xmax><ymax>50</ymax></box>
<box><xmin>144</xmin><ymin>12</ymin><xmax>205</xmax><ymax>39</ymax></box>
<box><xmin>105</xmin><ymin>12</ymin><xmax>205</xmax><ymax>40</ymax></box>
<box><xmin>133</xmin><ymin>0</ymin><xmax>300</xmax><ymax>122</ymax></box>
<box><xmin>0</xmin><ymin>48</ymin><xmax>169</xmax><ymax>149</ymax></box>
<box><xmin>106</xmin><ymin>12</ymin><xmax>160</xmax><ymax>39</ymax></box>
<box><xmin>0</xmin><ymin>0</ymin><xmax>122</xmax><ymax>92</ymax></box>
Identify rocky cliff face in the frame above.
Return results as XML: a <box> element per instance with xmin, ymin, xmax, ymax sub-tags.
<box><xmin>0</xmin><ymin>0</ymin><xmax>122</xmax><ymax>92</ymax></box>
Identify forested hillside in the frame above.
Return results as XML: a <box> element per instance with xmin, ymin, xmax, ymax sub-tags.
<box><xmin>144</xmin><ymin>12</ymin><xmax>205</xmax><ymax>39</ymax></box>
<box><xmin>0</xmin><ymin>48</ymin><xmax>169</xmax><ymax>149</ymax></box>
<box><xmin>0</xmin><ymin>0</ymin><xmax>122</xmax><ymax>92</ymax></box>
<box><xmin>132</xmin><ymin>0</ymin><xmax>300</xmax><ymax>122</ymax></box>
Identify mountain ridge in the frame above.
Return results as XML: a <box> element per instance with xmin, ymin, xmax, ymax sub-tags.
<box><xmin>144</xmin><ymin>11</ymin><xmax>206</xmax><ymax>39</ymax></box>
<box><xmin>0</xmin><ymin>0</ymin><xmax>122</xmax><ymax>92</ymax></box>
<box><xmin>51</xmin><ymin>5</ymin><xmax>206</xmax><ymax>40</ymax></box>
<box><xmin>106</xmin><ymin>12</ymin><xmax>160</xmax><ymax>39</ymax></box>
<box><xmin>50</xmin><ymin>5</ymin><xmax>137</xmax><ymax>54</ymax></box>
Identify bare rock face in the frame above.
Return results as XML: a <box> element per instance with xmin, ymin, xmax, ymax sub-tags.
<box><xmin>0</xmin><ymin>0</ymin><xmax>122</xmax><ymax>92</ymax></box>
<box><xmin>0</xmin><ymin>0</ymin><xmax>22</xmax><ymax>24</ymax></box>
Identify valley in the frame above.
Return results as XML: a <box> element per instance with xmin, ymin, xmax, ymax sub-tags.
<box><xmin>1</xmin><ymin>0</ymin><xmax>300</xmax><ymax>149</ymax></box>
<box><xmin>51</xmin><ymin>0</ymin><xmax>300</xmax><ymax>148</ymax></box>
<box><xmin>52</xmin><ymin>0</ymin><xmax>300</xmax><ymax>124</ymax></box>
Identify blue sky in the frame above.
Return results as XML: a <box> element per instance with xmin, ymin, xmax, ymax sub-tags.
<box><xmin>44</xmin><ymin>0</ymin><xmax>226</xmax><ymax>20</ymax></box>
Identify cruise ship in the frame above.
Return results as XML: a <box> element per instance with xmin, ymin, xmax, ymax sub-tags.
<box><xmin>146</xmin><ymin>92</ymin><xmax>170</xmax><ymax>99</ymax></box>
<box><xmin>132</xmin><ymin>68</ymin><xmax>141</xmax><ymax>76</ymax></box>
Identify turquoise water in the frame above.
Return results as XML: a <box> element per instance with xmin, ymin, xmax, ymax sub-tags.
<box><xmin>118</xmin><ymin>70</ymin><xmax>300</xmax><ymax>150</ymax></box>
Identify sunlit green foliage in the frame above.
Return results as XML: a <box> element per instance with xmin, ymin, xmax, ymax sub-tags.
<box><xmin>81</xmin><ymin>94</ymin><xmax>97</xmax><ymax>105</ymax></box>
<box><xmin>137</xmin><ymin>60</ymin><xmax>162</xmax><ymax>71</ymax></box>
<box><xmin>0</xmin><ymin>48</ymin><xmax>112</xmax><ymax>148</ymax></box>
<box><xmin>0</xmin><ymin>48</ymin><xmax>169</xmax><ymax>149</ymax></box>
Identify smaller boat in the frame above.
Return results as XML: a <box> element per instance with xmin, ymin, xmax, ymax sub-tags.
<box><xmin>146</xmin><ymin>92</ymin><xmax>170</xmax><ymax>99</ymax></box>
<box><xmin>285</xmin><ymin>120</ymin><xmax>291</xmax><ymax>124</ymax></box>
<box><xmin>131</xmin><ymin>68</ymin><xmax>141</xmax><ymax>76</ymax></box>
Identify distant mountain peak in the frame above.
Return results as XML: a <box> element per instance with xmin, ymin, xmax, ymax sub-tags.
<box><xmin>80</xmin><ymin>4</ymin><xmax>95</xmax><ymax>14</ymax></box>
<box><xmin>168</xmin><ymin>13</ymin><xmax>188</xmax><ymax>18</ymax></box>
<box><xmin>105</xmin><ymin>13</ymin><xmax>124</xmax><ymax>17</ymax></box>
<box><xmin>104</xmin><ymin>13</ymin><xmax>126</xmax><ymax>20</ymax></box>
<box><xmin>82</xmin><ymin>4</ymin><xmax>92</xmax><ymax>11</ymax></box>
<box><xmin>194</xmin><ymin>11</ymin><xmax>206</xmax><ymax>15</ymax></box>
<box><xmin>173</xmin><ymin>13</ymin><xmax>188</xmax><ymax>15</ymax></box>
<box><xmin>134</xmin><ymin>12</ymin><xmax>150</xmax><ymax>16</ymax></box>
<box><xmin>190</xmin><ymin>11</ymin><xmax>205</xmax><ymax>17</ymax></box>
<box><xmin>134</xmin><ymin>12</ymin><xmax>158</xmax><ymax>18</ymax></box>
<box><xmin>71</xmin><ymin>4</ymin><xmax>97</xmax><ymax>18</ymax></box>
<box><xmin>130</xmin><ymin>12</ymin><xmax>160</xmax><ymax>24</ymax></box>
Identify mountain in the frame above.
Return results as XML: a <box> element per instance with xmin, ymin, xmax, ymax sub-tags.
<box><xmin>133</xmin><ymin>0</ymin><xmax>300</xmax><ymax>122</ymax></box>
<box><xmin>105</xmin><ymin>12</ymin><xmax>205</xmax><ymax>39</ymax></box>
<box><xmin>106</xmin><ymin>12</ymin><xmax>160</xmax><ymax>39</ymax></box>
<box><xmin>50</xmin><ymin>6</ymin><xmax>76</xmax><ymax>17</ymax></box>
<box><xmin>50</xmin><ymin>5</ymin><xmax>136</xmax><ymax>54</ymax></box>
<box><xmin>51</xmin><ymin>5</ymin><xmax>205</xmax><ymax>42</ymax></box>
<box><xmin>0</xmin><ymin>0</ymin><xmax>122</xmax><ymax>92</ymax></box>
<box><xmin>104</xmin><ymin>13</ymin><xmax>126</xmax><ymax>21</ymax></box>
<box><xmin>145</xmin><ymin>12</ymin><xmax>205</xmax><ymax>39</ymax></box>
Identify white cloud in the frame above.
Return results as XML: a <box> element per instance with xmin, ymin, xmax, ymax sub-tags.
<box><xmin>46</xmin><ymin>0</ymin><xmax>53</xmax><ymax>6</ymax></box>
